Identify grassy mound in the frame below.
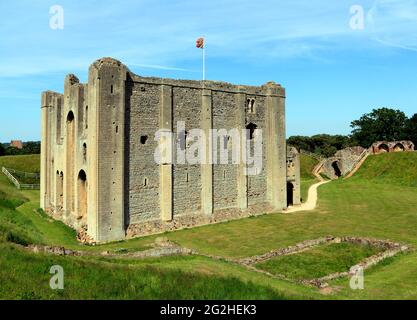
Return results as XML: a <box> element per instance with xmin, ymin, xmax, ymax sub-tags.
<box><xmin>0</xmin><ymin>154</ymin><xmax>40</xmax><ymax>173</ymax></box>
<box><xmin>300</xmin><ymin>154</ymin><xmax>319</xmax><ymax>180</ymax></box>
<box><xmin>0</xmin><ymin>243</ymin><xmax>288</xmax><ymax>300</ymax></box>
<box><xmin>255</xmin><ymin>242</ymin><xmax>382</xmax><ymax>280</ymax></box>
<box><xmin>352</xmin><ymin>152</ymin><xmax>417</xmax><ymax>187</ymax></box>
<box><xmin>300</xmin><ymin>154</ymin><xmax>319</xmax><ymax>202</ymax></box>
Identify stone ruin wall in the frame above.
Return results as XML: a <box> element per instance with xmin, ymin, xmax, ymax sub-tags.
<box><xmin>320</xmin><ymin>141</ymin><xmax>415</xmax><ymax>180</ymax></box>
<box><xmin>370</xmin><ymin>140</ymin><xmax>415</xmax><ymax>154</ymax></box>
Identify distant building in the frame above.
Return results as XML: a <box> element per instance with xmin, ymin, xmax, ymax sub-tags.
<box><xmin>10</xmin><ymin>140</ymin><xmax>23</xmax><ymax>149</ymax></box>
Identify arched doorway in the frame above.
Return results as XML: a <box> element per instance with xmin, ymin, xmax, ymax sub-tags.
<box><xmin>332</xmin><ymin>161</ymin><xmax>342</xmax><ymax>178</ymax></box>
<box><xmin>378</xmin><ymin>143</ymin><xmax>389</xmax><ymax>153</ymax></box>
<box><xmin>393</xmin><ymin>143</ymin><xmax>405</xmax><ymax>152</ymax></box>
<box><xmin>77</xmin><ymin>170</ymin><xmax>87</xmax><ymax>219</ymax></box>
<box><xmin>66</xmin><ymin>111</ymin><xmax>75</xmax><ymax>212</ymax></box>
<box><xmin>287</xmin><ymin>182</ymin><xmax>294</xmax><ymax>206</ymax></box>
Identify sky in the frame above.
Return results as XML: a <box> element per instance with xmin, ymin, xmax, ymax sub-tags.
<box><xmin>1</xmin><ymin>0</ymin><xmax>417</xmax><ymax>142</ymax></box>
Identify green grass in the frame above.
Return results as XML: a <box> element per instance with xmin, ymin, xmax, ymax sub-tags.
<box><xmin>300</xmin><ymin>154</ymin><xmax>319</xmax><ymax>202</ymax></box>
<box><xmin>0</xmin><ymin>154</ymin><xmax>40</xmax><ymax>173</ymax></box>
<box><xmin>255</xmin><ymin>242</ymin><xmax>382</xmax><ymax>280</ymax></box>
<box><xmin>300</xmin><ymin>154</ymin><xmax>319</xmax><ymax>180</ymax></box>
<box><xmin>0</xmin><ymin>243</ymin><xmax>289</xmax><ymax>300</ymax></box>
<box><xmin>352</xmin><ymin>152</ymin><xmax>417</xmax><ymax>187</ymax></box>
<box><xmin>1</xmin><ymin>152</ymin><xmax>417</xmax><ymax>299</ymax></box>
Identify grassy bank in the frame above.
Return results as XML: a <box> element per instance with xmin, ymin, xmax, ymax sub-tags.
<box><xmin>1</xmin><ymin>153</ymin><xmax>417</xmax><ymax>299</ymax></box>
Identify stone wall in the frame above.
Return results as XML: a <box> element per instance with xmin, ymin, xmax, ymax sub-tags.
<box><xmin>370</xmin><ymin>140</ymin><xmax>415</xmax><ymax>154</ymax></box>
<box><xmin>320</xmin><ymin>146</ymin><xmax>365</xmax><ymax>180</ymax></box>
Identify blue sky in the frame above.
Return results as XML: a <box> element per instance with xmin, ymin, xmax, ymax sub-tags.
<box><xmin>1</xmin><ymin>0</ymin><xmax>417</xmax><ymax>142</ymax></box>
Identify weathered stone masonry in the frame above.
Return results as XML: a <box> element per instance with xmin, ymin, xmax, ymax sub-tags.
<box><xmin>41</xmin><ymin>57</ymin><xmax>300</xmax><ymax>242</ymax></box>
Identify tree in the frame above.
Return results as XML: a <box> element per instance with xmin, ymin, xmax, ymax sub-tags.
<box><xmin>0</xmin><ymin>144</ymin><xmax>5</xmax><ymax>156</ymax></box>
<box><xmin>350</xmin><ymin>108</ymin><xmax>407</xmax><ymax>147</ymax></box>
<box><xmin>287</xmin><ymin>134</ymin><xmax>354</xmax><ymax>157</ymax></box>
<box><xmin>405</xmin><ymin>114</ymin><xmax>417</xmax><ymax>148</ymax></box>
<box><xmin>21</xmin><ymin>141</ymin><xmax>41</xmax><ymax>154</ymax></box>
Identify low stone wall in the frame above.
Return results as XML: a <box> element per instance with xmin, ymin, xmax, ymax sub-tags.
<box><xmin>238</xmin><ymin>236</ymin><xmax>336</xmax><ymax>265</ymax></box>
<box><xmin>238</xmin><ymin>236</ymin><xmax>410</xmax><ymax>288</ymax></box>
<box><xmin>26</xmin><ymin>238</ymin><xmax>196</xmax><ymax>259</ymax></box>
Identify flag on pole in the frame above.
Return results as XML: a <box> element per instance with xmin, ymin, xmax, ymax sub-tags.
<box><xmin>196</xmin><ymin>37</ymin><xmax>204</xmax><ymax>49</ymax></box>
<box><xmin>196</xmin><ymin>37</ymin><xmax>206</xmax><ymax>81</ymax></box>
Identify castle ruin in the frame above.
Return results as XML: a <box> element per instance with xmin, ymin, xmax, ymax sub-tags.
<box><xmin>40</xmin><ymin>57</ymin><xmax>300</xmax><ymax>242</ymax></box>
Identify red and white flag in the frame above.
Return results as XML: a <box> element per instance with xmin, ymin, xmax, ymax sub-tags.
<box><xmin>196</xmin><ymin>37</ymin><xmax>204</xmax><ymax>49</ymax></box>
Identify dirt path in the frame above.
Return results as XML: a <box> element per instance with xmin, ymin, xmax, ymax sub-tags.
<box><xmin>285</xmin><ymin>180</ymin><xmax>330</xmax><ymax>213</ymax></box>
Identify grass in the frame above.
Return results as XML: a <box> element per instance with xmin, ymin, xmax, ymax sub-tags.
<box><xmin>0</xmin><ymin>154</ymin><xmax>40</xmax><ymax>173</ymax></box>
<box><xmin>1</xmin><ymin>152</ymin><xmax>417</xmax><ymax>299</ymax></box>
<box><xmin>255</xmin><ymin>242</ymin><xmax>382</xmax><ymax>280</ymax></box>
<box><xmin>353</xmin><ymin>152</ymin><xmax>417</xmax><ymax>187</ymax></box>
<box><xmin>0</xmin><ymin>243</ymin><xmax>288</xmax><ymax>300</ymax></box>
<box><xmin>300</xmin><ymin>154</ymin><xmax>319</xmax><ymax>202</ymax></box>
<box><xmin>300</xmin><ymin>154</ymin><xmax>319</xmax><ymax>180</ymax></box>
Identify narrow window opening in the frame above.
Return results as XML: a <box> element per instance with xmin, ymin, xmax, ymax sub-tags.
<box><xmin>82</xmin><ymin>143</ymin><xmax>87</xmax><ymax>162</ymax></box>
<box><xmin>110</xmin><ymin>85</ymin><xmax>113</xmax><ymax>94</ymax></box>
<box><xmin>140</xmin><ymin>135</ymin><xmax>148</xmax><ymax>144</ymax></box>
<box><xmin>85</xmin><ymin>106</ymin><xmax>88</xmax><ymax>129</ymax></box>
<box><xmin>246</xmin><ymin>122</ymin><xmax>258</xmax><ymax>140</ymax></box>
<box><xmin>180</xmin><ymin>130</ymin><xmax>188</xmax><ymax>151</ymax></box>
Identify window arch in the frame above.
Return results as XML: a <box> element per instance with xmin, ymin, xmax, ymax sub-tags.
<box><xmin>77</xmin><ymin>170</ymin><xmax>87</xmax><ymax>219</ymax></box>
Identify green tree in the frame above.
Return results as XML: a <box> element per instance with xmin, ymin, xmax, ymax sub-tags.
<box><xmin>405</xmin><ymin>114</ymin><xmax>417</xmax><ymax>148</ymax></box>
<box><xmin>0</xmin><ymin>144</ymin><xmax>5</xmax><ymax>156</ymax></box>
<box><xmin>350</xmin><ymin>108</ymin><xmax>407</xmax><ymax>147</ymax></box>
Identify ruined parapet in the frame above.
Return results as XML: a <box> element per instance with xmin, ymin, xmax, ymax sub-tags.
<box><xmin>370</xmin><ymin>141</ymin><xmax>415</xmax><ymax>154</ymax></box>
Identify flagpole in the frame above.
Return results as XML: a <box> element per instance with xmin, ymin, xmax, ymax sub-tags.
<box><xmin>202</xmin><ymin>37</ymin><xmax>206</xmax><ymax>81</ymax></box>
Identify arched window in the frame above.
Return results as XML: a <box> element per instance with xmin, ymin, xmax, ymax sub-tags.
<box><xmin>77</xmin><ymin>170</ymin><xmax>87</xmax><ymax>219</ymax></box>
<box><xmin>66</xmin><ymin>111</ymin><xmax>75</xmax><ymax>212</ymax></box>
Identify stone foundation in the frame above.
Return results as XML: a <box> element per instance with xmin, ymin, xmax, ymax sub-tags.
<box><xmin>126</xmin><ymin>202</ymin><xmax>274</xmax><ymax>239</ymax></box>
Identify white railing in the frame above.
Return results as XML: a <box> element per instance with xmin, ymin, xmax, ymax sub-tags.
<box><xmin>1</xmin><ymin>167</ymin><xmax>40</xmax><ymax>190</ymax></box>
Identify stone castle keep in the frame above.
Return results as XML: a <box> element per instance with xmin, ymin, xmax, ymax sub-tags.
<box><xmin>41</xmin><ymin>57</ymin><xmax>300</xmax><ymax>242</ymax></box>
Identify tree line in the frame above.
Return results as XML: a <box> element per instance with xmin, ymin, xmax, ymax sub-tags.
<box><xmin>288</xmin><ymin>108</ymin><xmax>417</xmax><ymax>157</ymax></box>
<box><xmin>0</xmin><ymin>141</ymin><xmax>40</xmax><ymax>156</ymax></box>
<box><xmin>1</xmin><ymin>108</ymin><xmax>416</xmax><ymax>159</ymax></box>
